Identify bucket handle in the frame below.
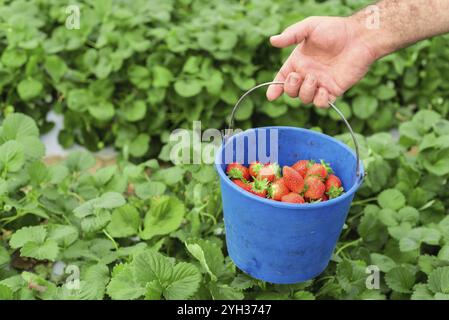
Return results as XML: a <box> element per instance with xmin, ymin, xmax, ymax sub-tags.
<box><xmin>227</xmin><ymin>81</ymin><xmax>363</xmax><ymax>178</ymax></box>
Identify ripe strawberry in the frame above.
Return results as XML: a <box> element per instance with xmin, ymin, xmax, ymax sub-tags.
<box><xmin>248</xmin><ymin>161</ymin><xmax>263</xmax><ymax>178</ymax></box>
<box><xmin>292</xmin><ymin>160</ymin><xmax>310</xmax><ymax>178</ymax></box>
<box><xmin>306</xmin><ymin>162</ymin><xmax>330</xmax><ymax>180</ymax></box>
<box><xmin>325</xmin><ymin>174</ymin><xmax>342</xmax><ymax>191</ymax></box>
<box><xmin>321</xmin><ymin>194</ymin><xmax>329</xmax><ymax>202</ymax></box>
<box><xmin>281</xmin><ymin>192</ymin><xmax>305</xmax><ymax>204</ymax></box>
<box><xmin>268</xmin><ymin>178</ymin><xmax>290</xmax><ymax>201</ymax></box>
<box><xmin>282</xmin><ymin>166</ymin><xmax>304</xmax><ymax>193</ymax></box>
<box><xmin>325</xmin><ymin>174</ymin><xmax>344</xmax><ymax>199</ymax></box>
<box><xmin>226</xmin><ymin>162</ymin><xmax>250</xmax><ymax>181</ymax></box>
<box><xmin>257</xmin><ymin>163</ymin><xmax>280</xmax><ymax>182</ymax></box>
<box><xmin>304</xmin><ymin>176</ymin><xmax>325</xmax><ymax>200</ymax></box>
<box><xmin>233</xmin><ymin>179</ymin><xmax>252</xmax><ymax>192</ymax></box>
<box><xmin>250</xmin><ymin>179</ymin><xmax>269</xmax><ymax>198</ymax></box>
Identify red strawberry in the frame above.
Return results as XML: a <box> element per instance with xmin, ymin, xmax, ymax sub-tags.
<box><xmin>304</xmin><ymin>176</ymin><xmax>325</xmax><ymax>200</ymax></box>
<box><xmin>268</xmin><ymin>178</ymin><xmax>290</xmax><ymax>201</ymax></box>
<box><xmin>306</xmin><ymin>162</ymin><xmax>329</xmax><ymax>180</ymax></box>
<box><xmin>292</xmin><ymin>160</ymin><xmax>310</xmax><ymax>178</ymax></box>
<box><xmin>281</xmin><ymin>192</ymin><xmax>305</xmax><ymax>204</ymax></box>
<box><xmin>321</xmin><ymin>194</ymin><xmax>329</xmax><ymax>202</ymax></box>
<box><xmin>325</xmin><ymin>174</ymin><xmax>342</xmax><ymax>191</ymax></box>
<box><xmin>233</xmin><ymin>179</ymin><xmax>252</xmax><ymax>192</ymax></box>
<box><xmin>257</xmin><ymin>163</ymin><xmax>280</xmax><ymax>182</ymax></box>
<box><xmin>248</xmin><ymin>161</ymin><xmax>263</xmax><ymax>178</ymax></box>
<box><xmin>282</xmin><ymin>166</ymin><xmax>304</xmax><ymax>193</ymax></box>
<box><xmin>226</xmin><ymin>162</ymin><xmax>250</xmax><ymax>181</ymax></box>
<box><xmin>250</xmin><ymin>179</ymin><xmax>269</xmax><ymax>198</ymax></box>
<box><xmin>326</xmin><ymin>174</ymin><xmax>344</xmax><ymax>199</ymax></box>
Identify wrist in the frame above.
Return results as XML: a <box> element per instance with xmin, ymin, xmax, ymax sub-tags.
<box><xmin>346</xmin><ymin>12</ymin><xmax>396</xmax><ymax>61</ymax></box>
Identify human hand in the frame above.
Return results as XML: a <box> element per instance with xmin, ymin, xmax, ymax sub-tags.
<box><xmin>266</xmin><ymin>16</ymin><xmax>378</xmax><ymax>108</ymax></box>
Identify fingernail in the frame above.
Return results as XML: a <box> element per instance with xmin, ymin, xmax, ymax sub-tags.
<box><xmin>288</xmin><ymin>74</ymin><xmax>300</xmax><ymax>85</ymax></box>
<box><xmin>270</xmin><ymin>35</ymin><xmax>281</xmax><ymax>41</ymax></box>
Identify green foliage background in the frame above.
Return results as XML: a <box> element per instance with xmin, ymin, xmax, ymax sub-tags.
<box><xmin>1</xmin><ymin>0</ymin><xmax>449</xmax><ymax>300</ymax></box>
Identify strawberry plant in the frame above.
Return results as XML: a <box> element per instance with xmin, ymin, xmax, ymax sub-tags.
<box><xmin>0</xmin><ymin>0</ymin><xmax>449</xmax><ymax>301</ymax></box>
<box><xmin>0</xmin><ymin>111</ymin><xmax>448</xmax><ymax>300</ymax></box>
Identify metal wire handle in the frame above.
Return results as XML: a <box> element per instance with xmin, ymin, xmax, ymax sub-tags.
<box><xmin>227</xmin><ymin>81</ymin><xmax>362</xmax><ymax>177</ymax></box>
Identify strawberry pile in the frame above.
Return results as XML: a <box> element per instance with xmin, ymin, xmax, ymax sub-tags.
<box><xmin>226</xmin><ymin>160</ymin><xmax>344</xmax><ymax>204</ymax></box>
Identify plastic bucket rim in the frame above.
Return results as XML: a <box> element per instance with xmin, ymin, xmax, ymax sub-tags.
<box><xmin>214</xmin><ymin>126</ymin><xmax>364</xmax><ymax>210</ymax></box>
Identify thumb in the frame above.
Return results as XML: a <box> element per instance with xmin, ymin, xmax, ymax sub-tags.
<box><xmin>270</xmin><ymin>19</ymin><xmax>315</xmax><ymax>48</ymax></box>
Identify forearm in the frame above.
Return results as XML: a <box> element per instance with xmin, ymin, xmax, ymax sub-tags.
<box><xmin>350</xmin><ymin>0</ymin><xmax>449</xmax><ymax>59</ymax></box>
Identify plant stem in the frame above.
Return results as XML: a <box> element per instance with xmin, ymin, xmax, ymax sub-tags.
<box><xmin>335</xmin><ymin>238</ymin><xmax>362</xmax><ymax>257</ymax></box>
<box><xmin>103</xmin><ymin>229</ymin><xmax>119</xmax><ymax>251</ymax></box>
<box><xmin>351</xmin><ymin>197</ymin><xmax>377</xmax><ymax>206</ymax></box>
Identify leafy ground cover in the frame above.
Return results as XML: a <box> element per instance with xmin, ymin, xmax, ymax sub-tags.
<box><xmin>1</xmin><ymin>0</ymin><xmax>448</xmax><ymax>301</ymax></box>
<box><xmin>1</xmin><ymin>111</ymin><xmax>448</xmax><ymax>300</ymax></box>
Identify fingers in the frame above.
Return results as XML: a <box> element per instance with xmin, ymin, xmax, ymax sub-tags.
<box><xmin>284</xmin><ymin>72</ymin><xmax>303</xmax><ymax>98</ymax></box>
<box><xmin>313</xmin><ymin>88</ymin><xmax>330</xmax><ymax>108</ymax></box>
<box><xmin>299</xmin><ymin>74</ymin><xmax>318</xmax><ymax>104</ymax></box>
<box><xmin>266</xmin><ymin>72</ymin><xmax>286</xmax><ymax>101</ymax></box>
<box><xmin>266</xmin><ymin>56</ymin><xmax>295</xmax><ymax>101</ymax></box>
<box><xmin>270</xmin><ymin>18</ymin><xmax>316</xmax><ymax>48</ymax></box>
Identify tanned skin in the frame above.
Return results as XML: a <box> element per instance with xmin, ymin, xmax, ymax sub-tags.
<box><xmin>266</xmin><ymin>0</ymin><xmax>449</xmax><ymax>107</ymax></box>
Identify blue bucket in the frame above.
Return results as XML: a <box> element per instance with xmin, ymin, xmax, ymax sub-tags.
<box><xmin>214</xmin><ymin>81</ymin><xmax>364</xmax><ymax>284</ymax></box>
<box><xmin>215</xmin><ymin>127</ymin><xmax>364</xmax><ymax>284</ymax></box>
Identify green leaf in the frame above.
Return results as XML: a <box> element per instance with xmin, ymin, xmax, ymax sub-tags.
<box><xmin>428</xmin><ymin>267</ymin><xmax>449</xmax><ymax>294</ymax></box>
<box><xmin>107</xmin><ymin>264</ymin><xmax>145</xmax><ymax>300</ymax></box>
<box><xmin>135</xmin><ymin>181</ymin><xmax>166</xmax><ymax>199</ymax></box>
<box><xmin>128</xmin><ymin>65</ymin><xmax>151</xmax><ymax>89</ymax></box>
<box><xmin>209</xmin><ymin>283</ymin><xmax>244</xmax><ymax>300</ymax></box>
<box><xmin>140</xmin><ymin>196</ymin><xmax>185</xmax><ymax>240</ymax></box>
<box><xmin>106</xmin><ymin>204</ymin><xmax>140</xmax><ymax>238</ymax></box>
<box><xmin>0</xmin><ymin>141</ymin><xmax>24</xmax><ymax>173</ymax></box>
<box><xmin>411</xmin><ymin>284</ymin><xmax>434</xmax><ymax>300</ymax></box>
<box><xmin>336</xmin><ymin>260</ymin><xmax>367</xmax><ymax>296</ymax></box>
<box><xmin>293</xmin><ymin>291</ymin><xmax>315</xmax><ymax>300</ymax></box>
<box><xmin>129</xmin><ymin>134</ymin><xmax>150</xmax><ymax>157</ymax></box>
<box><xmin>17</xmin><ymin>136</ymin><xmax>45</xmax><ymax>160</ymax></box>
<box><xmin>21</xmin><ymin>239</ymin><xmax>59</xmax><ymax>261</ymax></box>
<box><xmin>0</xmin><ymin>246</ymin><xmax>10</xmax><ymax>267</ymax></box>
<box><xmin>88</xmin><ymin>101</ymin><xmax>115</xmax><ymax>121</ymax></box>
<box><xmin>152</xmin><ymin>66</ymin><xmax>173</xmax><ymax>88</ymax></box>
<box><xmin>65</xmin><ymin>151</ymin><xmax>96</xmax><ymax>171</ymax></box>
<box><xmin>44</xmin><ymin>55</ymin><xmax>68</xmax><ymax>81</ymax></box>
<box><xmin>370</xmin><ymin>253</ymin><xmax>396</xmax><ymax>272</ymax></box>
<box><xmin>174</xmin><ymin>79</ymin><xmax>202</xmax><ymax>97</ymax></box>
<box><xmin>367</xmin><ymin>133</ymin><xmax>400</xmax><ymax>159</ymax></box>
<box><xmin>67</xmin><ymin>89</ymin><xmax>92</xmax><ymax>112</ymax></box>
<box><xmin>124</xmin><ymin>100</ymin><xmax>146</xmax><ymax>122</ymax></box>
<box><xmin>163</xmin><ymin>262</ymin><xmax>201</xmax><ymax>300</ymax></box>
<box><xmin>10</xmin><ymin>226</ymin><xmax>47</xmax><ymax>249</ymax></box>
<box><xmin>0</xmin><ymin>284</ymin><xmax>14</xmax><ymax>300</ymax></box>
<box><xmin>1</xmin><ymin>113</ymin><xmax>39</xmax><ymax>140</ymax></box>
<box><xmin>353</xmin><ymin>96</ymin><xmax>378</xmax><ymax>120</ymax></box>
<box><xmin>17</xmin><ymin>78</ymin><xmax>43</xmax><ymax>101</ymax></box>
<box><xmin>47</xmin><ymin>225</ymin><xmax>79</xmax><ymax>247</ymax></box>
<box><xmin>378</xmin><ymin>189</ymin><xmax>406</xmax><ymax>211</ymax></box>
<box><xmin>185</xmin><ymin>239</ymin><xmax>224</xmax><ymax>281</ymax></box>
<box><xmin>133</xmin><ymin>250</ymin><xmax>173</xmax><ymax>285</ymax></box>
<box><xmin>385</xmin><ymin>266</ymin><xmax>416</xmax><ymax>293</ymax></box>
<box><xmin>151</xmin><ymin>166</ymin><xmax>185</xmax><ymax>185</ymax></box>
<box><xmin>94</xmin><ymin>192</ymin><xmax>126</xmax><ymax>209</ymax></box>
<box><xmin>1</xmin><ymin>48</ymin><xmax>27</xmax><ymax>68</ymax></box>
